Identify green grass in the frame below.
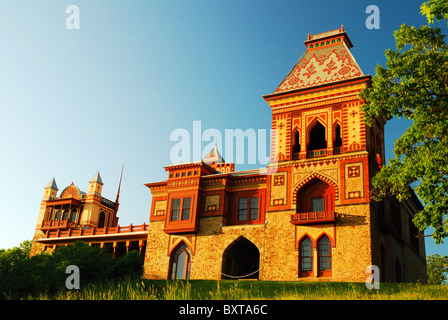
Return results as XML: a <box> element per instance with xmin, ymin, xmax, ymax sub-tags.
<box><xmin>19</xmin><ymin>278</ymin><xmax>448</xmax><ymax>300</ymax></box>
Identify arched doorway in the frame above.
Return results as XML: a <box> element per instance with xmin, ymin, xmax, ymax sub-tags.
<box><xmin>221</xmin><ymin>237</ymin><xmax>260</xmax><ymax>280</ymax></box>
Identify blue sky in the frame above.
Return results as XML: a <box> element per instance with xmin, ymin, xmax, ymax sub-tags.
<box><xmin>0</xmin><ymin>0</ymin><xmax>446</xmax><ymax>258</ymax></box>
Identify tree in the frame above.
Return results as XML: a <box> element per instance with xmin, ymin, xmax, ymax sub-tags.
<box><xmin>359</xmin><ymin>0</ymin><xmax>448</xmax><ymax>244</ymax></box>
<box><xmin>112</xmin><ymin>250</ymin><xmax>144</xmax><ymax>278</ymax></box>
<box><xmin>427</xmin><ymin>254</ymin><xmax>448</xmax><ymax>284</ymax></box>
<box><xmin>51</xmin><ymin>241</ymin><xmax>114</xmax><ymax>285</ymax></box>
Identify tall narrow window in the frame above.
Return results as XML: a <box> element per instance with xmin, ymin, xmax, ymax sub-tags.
<box><xmin>293</xmin><ymin>130</ymin><xmax>301</xmax><ymax>155</ymax></box>
<box><xmin>250</xmin><ymin>197</ymin><xmax>259</xmax><ymax>220</ymax></box>
<box><xmin>170</xmin><ymin>243</ymin><xmax>191</xmax><ymax>280</ymax></box>
<box><xmin>237</xmin><ymin>196</ymin><xmax>260</xmax><ymax>222</ymax></box>
<box><xmin>69</xmin><ymin>209</ymin><xmax>78</xmax><ymax>222</ymax></box>
<box><xmin>181</xmin><ymin>198</ymin><xmax>191</xmax><ymax>220</ymax></box>
<box><xmin>54</xmin><ymin>210</ymin><xmax>61</xmax><ymax>221</ymax></box>
<box><xmin>300</xmin><ymin>237</ymin><xmax>313</xmax><ymax>277</ymax></box>
<box><xmin>98</xmin><ymin>211</ymin><xmax>106</xmax><ymax>228</ymax></box>
<box><xmin>171</xmin><ymin>198</ymin><xmax>181</xmax><ymax>221</ymax></box>
<box><xmin>318</xmin><ymin>236</ymin><xmax>332</xmax><ymax>276</ymax></box>
<box><xmin>238</xmin><ymin>198</ymin><xmax>248</xmax><ymax>221</ymax></box>
<box><xmin>308</xmin><ymin>121</ymin><xmax>327</xmax><ymax>151</ymax></box>
<box><xmin>334</xmin><ymin>123</ymin><xmax>342</xmax><ymax>153</ymax></box>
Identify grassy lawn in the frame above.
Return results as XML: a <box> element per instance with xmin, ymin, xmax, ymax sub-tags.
<box><xmin>27</xmin><ymin>278</ymin><xmax>448</xmax><ymax>300</ymax></box>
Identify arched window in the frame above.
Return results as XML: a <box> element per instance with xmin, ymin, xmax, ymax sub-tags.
<box><xmin>296</xmin><ymin>178</ymin><xmax>335</xmax><ymax>213</ymax></box>
<box><xmin>69</xmin><ymin>209</ymin><xmax>78</xmax><ymax>222</ymax></box>
<box><xmin>308</xmin><ymin>121</ymin><xmax>327</xmax><ymax>156</ymax></box>
<box><xmin>292</xmin><ymin>130</ymin><xmax>301</xmax><ymax>156</ymax></box>
<box><xmin>318</xmin><ymin>236</ymin><xmax>332</xmax><ymax>276</ymax></box>
<box><xmin>333</xmin><ymin>123</ymin><xmax>342</xmax><ymax>152</ymax></box>
<box><xmin>299</xmin><ymin>237</ymin><xmax>313</xmax><ymax>277</ymax></box>
<box><xmin>98</xmin><ymin>211</ymin><xmax>106</xmax><ymax>228</ymax></box>
<box><xmin>62</xmin><ymin>210</ymin><xmax>69</xmax><ymax>220</ymax></box>
<box><xmin>54</xmin><ymin>210</ymin><xmax>61</xmax><ymax>221</ymax></box>
<box><xmin>170</xmin><ymin>243</ymin><xmax>192</xmax><ymax>280</ymax></box>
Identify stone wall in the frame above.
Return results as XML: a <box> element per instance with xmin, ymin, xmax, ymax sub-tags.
<box><xmin>143</xmin><ymin>203</ymin><xmax>374</xmax><ymax>282</ymax></box>
<box><xmin>143</xmin><ymin>220</ymin><xmax>170</xmax><ymax>279</ymax></box>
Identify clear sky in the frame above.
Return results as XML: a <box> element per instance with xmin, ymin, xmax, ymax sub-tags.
<box><xmin>0</xmin><ymin>0</ymin><xmax>446</xmax><ymax>258</ymax></box>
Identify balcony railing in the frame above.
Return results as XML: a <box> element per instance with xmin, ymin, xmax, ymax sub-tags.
<box><xmin>290</xmin><ymin>211</ymin><xmax>336</xmax><ymax>225</ymax></box>
<box><xmin>44</xmin><ymin>223</ymin><xmax>149</xmax><ymax>239</ymax></box>
<box><xmin>307</xmin><ymin>149</ymin><xmax>327</xmax><ymax>158</ymax></box>
<box><xmin>41</xmin><ymin>220</ymin><xmax>76</xmax><ymax>230</ymax></box>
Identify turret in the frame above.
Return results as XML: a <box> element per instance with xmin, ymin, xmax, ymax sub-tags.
<box><xmin>43</xmin><ymin>177</ymin><xmax>58</xmax><ymax>200</ymax></box>
<box><xmin>88</xmin><ymin>171</ymin><xmax>103</xmax><ymax>196</ymax></box>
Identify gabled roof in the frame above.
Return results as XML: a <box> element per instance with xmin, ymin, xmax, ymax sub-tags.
<box><xmin>273</xmin><ymin>28</ymin><xmax>364</xmax><ymax>94</ymax></box>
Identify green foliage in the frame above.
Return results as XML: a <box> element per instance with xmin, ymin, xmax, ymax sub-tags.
<box><xmin>427</xmin><ymin>254</ymin><xmax>448</xmax><ymax>284</ymax></box>
<box><xmin>421</xmin><ymin>0</ymin><xmax>448</xmax><ymax>25</ymax></box>
<box><xmin>52</xmin><ymin>241</ymin><xmax>114</xmax><ymax>284</ymax></box>
<box><xmin>112</xmin><ymin>250</ymin><xmax>143</xmax><ymax>278</ymax></box>
<box><xmin>359</xmin><ymin>0</ymin><xmax>448</xmax><ymax>244</ymax></box>
<box><xmin>0</xmin><ymin>240</ymin><xmax>143</xmax><ymax>299</ymax></box>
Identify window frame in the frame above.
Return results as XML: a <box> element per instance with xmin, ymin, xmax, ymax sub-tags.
<box><xmin>170</xmin><ymin>243</ymin><xmax>192</xmax><ymax>280</ymax></box>
<box><xmin>311</xmin><ymin>196</ymin><xmax>325</xmax><ymax>212</ymax></box>
<box><xmin>238</xmin><ymin>196</ymin><xmax>260</xmax><ymax>222</ymax></box>
<box><xmin>318</xmin><ymin>235</ymin><xmax>332</xmax><ymax>277</ymax></box>
<box><xmin>170</xmin><ymin>197</ymin><xmax>192</xmax><ymax>221</ymax></box>
<box><xmin>299</xmin><ymin>237</ymin><xmax>313</xmax><ymax>277</ymax></box>
<box><xmin>231</xmin><ymin>191</ymin><xmax>265</xmax><ymax>226</ymax></box>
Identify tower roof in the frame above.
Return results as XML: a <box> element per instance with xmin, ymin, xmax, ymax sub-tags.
<box><xmin>202</xmin><ymin>142</ymin><xmax>224</xmax><ymax>164</ymax></box>
<box><xmin>45</xmin><ymin>177</ymin><xmax>58</xmax><ymax>190</ymax></box>
<box><xmin>273</xmin><ymin>26</ymin><xmax>364</xmax><ymax>94</ymax></box>
<box><xmin>89</xmin><ymin>171</ymin><xmax>104</xmax><ymax>185</ymax></box>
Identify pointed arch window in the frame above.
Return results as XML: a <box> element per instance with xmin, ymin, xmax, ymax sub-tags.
<box><xmin>333</xmin><ymin>123</ymin><xmax>342</xmax><ymax>154</ymax></box>
<box><xmin>318</xmin><ymin>236</ymin><xmax>332</xmax><ymax>276</ymax></box>
<box><xmin>53</xmin><ymin>210</ymin><xmax>61</xmax><ymax>221</ymax></box>
<box><xmin>299</xmin><ymin>237</ymin><xmax>313</xmax><ymax>277</ymax></box>
<box><xmin>170</xmin><ymin>243</ymin><xmax>192</xmax><ymax>280</ymax></box>
<box><xmin>98</xmin><ymin>211</ymin><xmax>106</xmax><ymax>228</ymax></box>
<box><xmin>69</xmin><ymin>209</ymin><xmax>78</xmax><ymax>222</ymax></box>
<box><xmin>293</xmin><ymin>130</ymin><xmax>301</xmax><ymax>158</ymax></box>
<box><xmin>296</xmin><ymin>179</ymin><xmax>335</xmax><ymax>214</ymax></box>
<box><xmin>62</xmin><ymin>210</ymin><xmax>69</xmax><ymax>221</ymax></box>
<box><xmin>308</xmin><ymin>121</ymin><xmax>327</xmax><ymax>157</ymax></box>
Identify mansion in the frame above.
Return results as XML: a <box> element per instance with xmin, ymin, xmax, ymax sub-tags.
<box><xmin>31</xmin><ymin>27</ymin><xmax>427</xmax><ymax>283</ymax></box>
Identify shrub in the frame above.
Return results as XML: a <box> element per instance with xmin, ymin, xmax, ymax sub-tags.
<box><xmin>112</xmin><ymin>250</ymin><xmax>143</xmax><ymax>278</ymax></box>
